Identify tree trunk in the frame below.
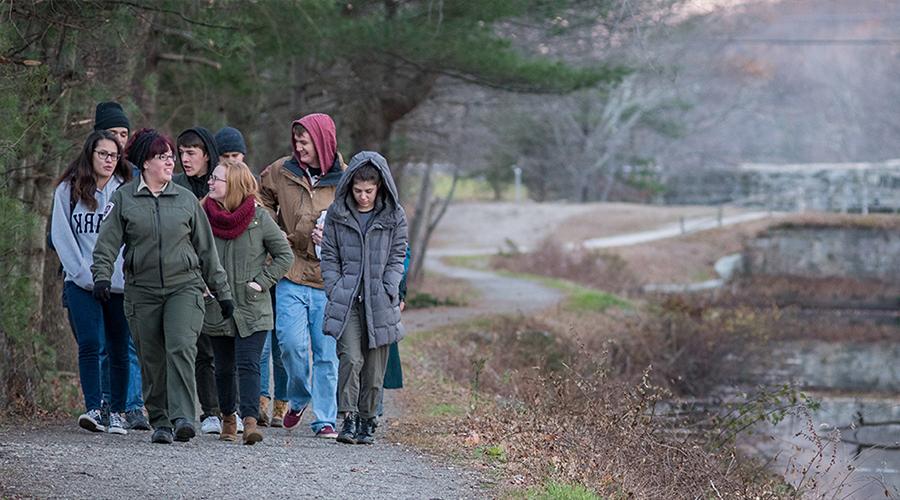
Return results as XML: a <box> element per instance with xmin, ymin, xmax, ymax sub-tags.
<box><xmin>408</xmin><ymin>163</ymin><xmax>433</xmax><ymax>286</ymax></box>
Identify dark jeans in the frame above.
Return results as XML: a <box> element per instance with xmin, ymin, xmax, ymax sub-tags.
<box><xmin>65</xmin><ymin>287</ymin><xmax>143</xmax><ymax>411</ymax></box>
<box><xmin>196</xmin><ymin>333</ymin><xmax>220</xmax><ymax>418</ymax></box>
<box><xmin>64</xmin><ymin>281</ymin><xmax>130</xmax><ymax>413</ymax></box>
<box><xmin>260</xmin><ymin>287</ymin><xmax>288</xmax><ymax>400</ymax></box>
<box><xmin>210</xmin><ymin>331</ymin><xmax>267</xmax><ymax>420</ymax></box>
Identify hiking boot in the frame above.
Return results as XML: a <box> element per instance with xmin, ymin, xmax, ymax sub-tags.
<box><xmin>242</xmin><ymin>417</ymin><xmax>263</xmax><ymax>445</ymax></box>
<box><xmin>271</xmin><ymin>399</ymin><xmax>288</xmax><ymax>428</ymax></box>
<box><xmin>151</xmin><ymin>427</ymin><xmax>174</xmax><ymax>444</ymax></box>
<box><xmin>78</xmin><ymin>409</ymin><xmax>106</xmax><ymax>433</ymax></box>
<box><xmin>258</xmin><ymin>396</ymin><xmax>271</xmax><ymax>427</ymax></box>
<box><xmin>220</xmin><ymin>413</ymin><xmax>238</xmax><ymax>442</ymax></box>
<box><xmin>282</xmin><ymin>404</ymin><xmax>307</xmax><ymax>430</ymax></box>
<box><xmin>355</xmin><ymin>417</ymin><xmax>377</xmax><ymax>445</ymax></box>
<box><xmin>236</xmin><ymin>413</ymin><xmax>244</xmax><ymax>434</ymax></box>
<box><xmin>200</xmin><ymin>415</ymin><xmax>222</xmax><ymax>434</ymax></box>
<box><xmin>316</xmin><ymin>424</ymin><xmax>338</xmax><ymax>439</ymax></box>
<box><xmin>336</xmin><ymin>413</ymin><xmax>358</xmax><ymax>445</ymax></box>
<box><xmin>174</xmin><ymin>418</ymin><xmax>196</xmax><ymax>442</ymax></box>
<box><xmin>125</xmin><ymin>409</ymin><xmax>151</xmax><ymax>431</ymax></box>
<box><xmin>107</xmin><ymin>412</ymin><xmax>128</xmax><ymax>435</ymax></box>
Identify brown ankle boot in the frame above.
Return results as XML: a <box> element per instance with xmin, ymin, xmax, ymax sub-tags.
<box><xmin>220</xmin><ymin>413</ymin><xmax>238</xmax><ymax>442</ymax></box>
<box><xmin>243</xmin><ymin>417</ymin><xmax>263</xmax><ymax>445</ymax></box>
<box><xmin>258</xmin><ymin>396</ymin><xmax>271</xmax><ymax>427</ymax></box>
<box><xmin>271</xmin><ymin>400</ymin><xmax>288</xmax><ymax>428</ymax></box>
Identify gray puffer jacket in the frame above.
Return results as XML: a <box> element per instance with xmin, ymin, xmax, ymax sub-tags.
<box><xmin>320</xmin><ymin>151</ymin><xmax>408</xmax><ymax>348</ymax></box>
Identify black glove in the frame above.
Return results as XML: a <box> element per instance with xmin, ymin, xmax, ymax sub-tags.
<box><xmin>218</xmin><ymin>299</ymin><xmax>235</xmax><ymax>320</ymax></box>
<box><xmin>92</xmin><ymin>280</ymin><xmax>111</xmax><ymax>302</ymax></box>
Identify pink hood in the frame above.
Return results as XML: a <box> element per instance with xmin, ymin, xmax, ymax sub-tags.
<box><xmin>292</xmin><ymin>113</ymin><xmax>337</xmax><ymax>175</ymax></box>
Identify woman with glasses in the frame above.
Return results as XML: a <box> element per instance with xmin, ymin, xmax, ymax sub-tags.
<box><xmin>200</xmin><ymin>160</ymin><xmax>292</xmax><ymax>444</ymax></box>
<box><xmin>92</xmin><ymin>128</ymin><xmax>233</xmax><ymax>444</ymax></box>
<box><xmin>52</xmin><ymin>130</ymin><xmax>133</xmax><ymax>435</ymax></box>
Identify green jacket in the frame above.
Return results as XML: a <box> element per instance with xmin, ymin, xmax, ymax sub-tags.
<box><xmin>202</xmin><ymin>206</ymin><xmax>293</xmax><ymax>337</ymax></box>
<box><xmin>91</xmin><ymin>180</ymin><xmax>232</xmax><ymax>300</ymax></box>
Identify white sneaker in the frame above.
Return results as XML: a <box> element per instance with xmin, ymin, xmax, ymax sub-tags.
<box><xmin>78</xmin><ymin>409</ymin><xmax>106</xmax><ymax>433</ymax></box>
<box><xmin>235</xmin><ymin>413</ymin><xmax>244</xmax><ymax>434</ymax></box>
<box><xmin>200</xmin><ymin>415</ymin><xmax>222</xmax><ymax>434</ymax></box>
<box><xmin>107</xmin><ymin>412</ymin><xmax>128</xmax><ymax>435</ymax></box>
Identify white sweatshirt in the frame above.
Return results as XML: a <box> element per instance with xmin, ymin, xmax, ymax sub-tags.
<box><xmin>51</xmin><ymin>176</ymin><xmax>126</xmax><ymax>293</ymax></box>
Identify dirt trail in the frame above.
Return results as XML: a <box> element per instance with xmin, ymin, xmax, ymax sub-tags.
<box><xmin>0</xmin><ymin>229</ymin><xmax>566</xmax><ymax>500</ymax></box>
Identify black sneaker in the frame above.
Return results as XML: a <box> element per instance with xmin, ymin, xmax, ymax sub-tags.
<box><xmin>151</xmin><ymin>427</ymin><xmax>174</xmax><ymax>444</ymax></box>
<box><xmin>355</xmin><ymin>417</ymin><xmax>377</xmax><ymax>445</ymax></box>
<box><xmin>99</xmin><ymin>400</ymin><xmax>111</xmax><ymax>428</ymax></box>
<box><xmin>174</xmin><ymin>418</ymin><xmax>196</xmax><ymax>442</ymax></box>
<box><xmin>125</xmin><ymin>409</ymin><xmax>152</xmax><ymax>431</ymax></box>
<box><xmin>77</xmin><ymin>409</ymin><xmax>107</xmax><ymax>433</ymax></box>
<box><xmin>336</xmin><ymin>413</ymin><xmax>358</xmax><ymax>445</ymax></box>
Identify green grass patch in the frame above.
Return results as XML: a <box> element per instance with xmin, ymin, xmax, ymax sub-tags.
<box><xmin>475</xmin><ymin>443</ymin><xmax>508</xmax><ymax>463</ymax></box>
<box><xmin>495</xmin><ymin>270</ymin><xmax>632</xmax><ymax>313</ymax></box>
<box><xmin>430</xmin><ymin>173</ymin><xmax>527</xmax><ymax>202</ymax></box>
<box><xmin>443</xmin><ymin>254</ymin><xmax>492</xmax><ymax>269</ymax></box>
<box><xmin>406</xmin><ymin>291</ymin><xmax>465</xmax><ymax>309</ymax></box>
<box><xmin>524</xmin><ymin>481</ymin><xmax>602</xmax><ymax>500</ymax></box>
<box><xmin>427</xmin><ymin>402</ymin><xmax>465</xmax><ymax>417</ymax></box>
<box><xmin>566</xmin><ymin>289</ymin><xmax>631</xmax><ymax>313</ymax></box>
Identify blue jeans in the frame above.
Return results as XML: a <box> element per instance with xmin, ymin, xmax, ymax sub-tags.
<box><xmin>260</xmin><ymin>331</ymin><xmax>288</xmax><ymax>400</ymax></box>
<box><xmin>64</xmin><ymin>281</ymin><xmax>131</xmax><ymax>413</ymax></box>
<box><xmin>275</xmin><ymin>279</ymin><xmax>337</xmax><ymax>432</ymax></box>
<box><xmin>100</xmin><ymin>335</ymin><xmax>144</xmax><ymax>411</ymax></box>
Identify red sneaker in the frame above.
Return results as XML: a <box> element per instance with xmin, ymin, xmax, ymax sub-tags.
<box><xmin>316</xmin><ymin>425</ymin><xmax>338</xmax><ymax>439</ymax></box>
<box><xmin>282</xmin><ymin>405</ymin><xmax>307</xmax><ymax>430</ymax></box>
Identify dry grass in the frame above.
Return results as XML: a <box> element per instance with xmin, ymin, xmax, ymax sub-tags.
<box><xmin>391</xmin><ymin>303</ymin><xmax>793</xmax><ymax>498</ymax></box>
<box><xmin>492</xmin><ymin>245</ymin><xmax>639</xmax><ymax>294</ymax></box>
<box><xmin>491</xmin><ymin>219</ymin><xmax>775</xmax><ymax>290</ymax></box>
<box><xmin>768</xmin><ymin>212</ymin><xmax>900</xmax><ymax>231</ymax></box>
<box><xmin>407</xmin><ymin>272</ymin><xmax>478</xmax><ymax>308</ymax></box>
<box><xmin>612</xmin><ymin>219</ymin><xmax>774</xmax><ymax>285</ymax></box>
<box><xmin>722</xmin><ymin>275</ymin><xmax>899</xmax><ymax>310</ymax></box>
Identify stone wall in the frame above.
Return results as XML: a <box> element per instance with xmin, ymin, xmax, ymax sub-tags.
<box><xmin>743</xmin><ymin>225</ymin><xmax>900</xmax><ymax>283</ymax></box>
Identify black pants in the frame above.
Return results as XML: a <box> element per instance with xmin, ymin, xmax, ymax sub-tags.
<box><xmin>210</xmin><ymin>331</ymin><xmax>267</xmax><ymax>419</ymax></box>
<box><xmin>196</xmin><ymin>333</ymin><xmax>220</xmax><ymax>419</ymax></box>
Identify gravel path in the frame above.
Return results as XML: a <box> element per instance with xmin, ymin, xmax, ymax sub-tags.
<box><xmin>0</xmin><ymin>258</ymin><xmax>564</xmax><ymax>499</ymax></box>
<box><xmin>0</xmin><ymin>421</ymin><xmax>483</xmax><ymax>499</ymax></box>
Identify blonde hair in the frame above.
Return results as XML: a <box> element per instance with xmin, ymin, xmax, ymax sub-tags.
<box><xmin>218</xmin><ymin>159</ymin><xmax>259</xmax><ymax>211</ymax></box>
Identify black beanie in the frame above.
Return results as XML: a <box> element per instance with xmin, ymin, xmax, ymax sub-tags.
<box><xmin>94</xmin><ymin>102</ymin><xmax>130</xmax><ymax>131</ymax></box>
<box><xmin>126</xmin><ymin>130</ymin><xmax>160</xmax><ymax>170</ymax></box>
<box><xmin>214</xmin><ymin>126</ymin><xmax>247</xmax><ymax>155</ymax></box>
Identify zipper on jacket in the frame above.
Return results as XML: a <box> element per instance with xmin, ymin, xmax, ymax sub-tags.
<box><xmin>154</xmin><ymin>197</ymin><xmax>165</xmax><ymax>288</ymax></box>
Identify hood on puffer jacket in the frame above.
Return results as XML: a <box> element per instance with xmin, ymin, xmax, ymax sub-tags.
<box><xmin>332</xmin><ymin>151</ymin><xmax>401</xmax><ymax>219</ymax></box>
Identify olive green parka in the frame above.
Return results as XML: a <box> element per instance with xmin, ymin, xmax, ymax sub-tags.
<box><xmin>201</xmin><ymin>206</ymin><xmax>293</xmax><ymax>337</ymax></box>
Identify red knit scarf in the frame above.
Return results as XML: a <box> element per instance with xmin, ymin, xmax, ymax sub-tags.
<box><xmin>203</xmin><ymin>196</ymin><xmax>256</xmax><ymax>240</ymax></box>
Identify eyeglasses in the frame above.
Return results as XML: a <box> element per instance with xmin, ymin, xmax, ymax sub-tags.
<box><xmin>209</xmin><ymin>175</ymin><xmax>227</xmax><ymax>183</ymax></box>
<box><xmin>154</xmin><ymin>153</ymin><xmax>176</xmax><ymax>162</ymax></box>
<box><xmin>94</xmin><ymin>150</ymin><xmax>120</xmax><ymax>161</ymax></box>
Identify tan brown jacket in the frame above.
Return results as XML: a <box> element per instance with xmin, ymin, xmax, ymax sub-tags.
<box><xmin>259</xmin><ymin>154</ymin><xmax>345</xmax><ymax>288</ymax></box>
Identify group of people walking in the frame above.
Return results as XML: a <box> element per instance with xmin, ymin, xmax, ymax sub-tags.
<box><xmin>52</xmin><ymin>102</ymin><xmax>409</xmax><ymax>446</ymax></box>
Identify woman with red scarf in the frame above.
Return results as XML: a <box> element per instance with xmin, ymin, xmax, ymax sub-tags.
<box><xmin>201</xmin><ymin>159</ymin><xmax>293</xmax><ymax>444</ymax></box>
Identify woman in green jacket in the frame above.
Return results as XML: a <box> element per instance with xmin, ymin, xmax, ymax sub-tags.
<box><xmin>92</xmin><ymin>128</ymin><xmax>233</xmax><ymax>445</ymax></box>
<box><xmin>201</xmin><ymin>159</ymin><xmax>293</xmax><ymax>444</ymax></box>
